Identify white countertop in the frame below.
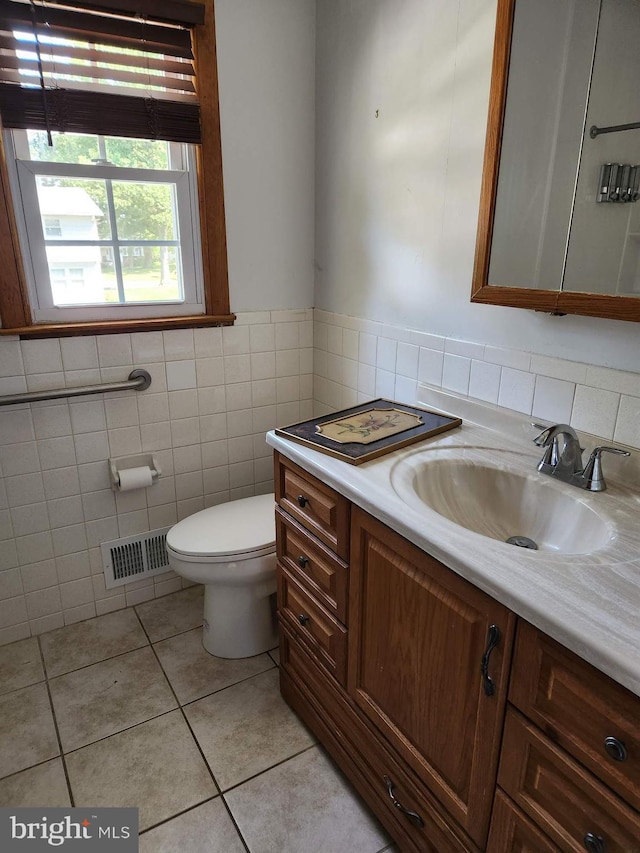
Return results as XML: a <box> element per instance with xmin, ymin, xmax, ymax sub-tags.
<box><xmin>267</xmin><ymin>390</ymin><xmax>640</xmax><ymax>697</ymax></box>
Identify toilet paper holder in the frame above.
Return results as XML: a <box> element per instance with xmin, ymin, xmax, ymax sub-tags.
<box><xmin>109</xmin><ymin>454</ymin><xmax>161</xmax><ymax>491</ymax></box>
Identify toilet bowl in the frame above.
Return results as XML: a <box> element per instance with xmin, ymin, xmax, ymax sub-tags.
<box><xmin>166</xmin><ymin>493</ymin><xmax>277</xmax><ymax>659</ymax></box>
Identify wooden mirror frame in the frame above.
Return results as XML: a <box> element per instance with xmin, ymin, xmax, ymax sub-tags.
<box><xmin>471</xmin><ymin>0</ymin><xmax>640</xmax><ymax>323</ymax></box>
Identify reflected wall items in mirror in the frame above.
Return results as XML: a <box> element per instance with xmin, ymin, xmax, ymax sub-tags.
<box><xmin>472</xmin><ymin>0</ymin><xmax>640</xmax><ymax>322</ymax></box>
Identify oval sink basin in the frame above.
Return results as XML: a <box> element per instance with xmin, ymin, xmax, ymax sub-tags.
<box><xmin>392</xmin><ymin>456</ymin><xmax>613</xmax><ymax>555</ymax></box>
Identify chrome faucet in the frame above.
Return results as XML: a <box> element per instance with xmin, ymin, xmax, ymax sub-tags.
<box><xmin>532</xmin><ymin>423</ymin><xmax>630</xmax><ymax>492</ymax></box>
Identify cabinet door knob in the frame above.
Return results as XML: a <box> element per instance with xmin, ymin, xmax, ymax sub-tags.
<box><xmin>298</xmin><ymin>614</ymin><xmax>310</xmax><ymax>626</ymax></box>
<box><xmin>297</xmin><ymin>555</ymin><xmax>309</xmax><ymax>568</ymax></box>
<box><xmin>584</xmin><ymin>833</ymin><xmax>607</xmax><ymax>853</ymax></box>
<box><xmin>297</xmin><ymin>494</ymin><xmax>308</xmax><ymax>507</ymax></box>
<box><xmin>480</xmin><ymin>624</ymin><xmax>501</xmax><ymax>697</ymax></box>
<box><xmin>383</xmin><ymin>775</ymin><xmax>425</xmax><ymax>828</ymax></box>
<box><xmin>604</xmin><ymin>736</ymin><xmax>627</xmax><ymax>762</ymax></box>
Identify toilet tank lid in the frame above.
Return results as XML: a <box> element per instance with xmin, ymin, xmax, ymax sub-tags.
<box><xmin>166</xmin><ymin>493</ymin><xmax>276</xmax><ymax>558</ymax></box>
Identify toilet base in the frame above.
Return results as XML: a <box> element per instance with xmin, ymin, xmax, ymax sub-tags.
<box><xmin>201</xmin><ymin>571</ymin><xmax>278</xmax><ymax>659</ymax></box>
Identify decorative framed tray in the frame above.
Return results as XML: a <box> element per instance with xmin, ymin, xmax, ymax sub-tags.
<box><xmin>275</xmin><ymin>399</ymin><xmax>462</xmax><ymax>464</ymax></box>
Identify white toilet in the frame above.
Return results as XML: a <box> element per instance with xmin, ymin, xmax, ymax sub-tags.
<box><xmin>166</xmin><ymin>493</ymin><xmax>278</xmax><ymax>659</ymax></box>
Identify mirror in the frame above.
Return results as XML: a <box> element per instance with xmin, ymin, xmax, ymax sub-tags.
<box><xmin>472</xmin><ymin>0</ymin><xmax>640</xmax><ymax>322</ymax></box>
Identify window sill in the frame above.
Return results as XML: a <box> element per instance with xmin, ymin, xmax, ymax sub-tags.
<box><xmin>0</xmin><ymin>314</ymin><xmax>235</xmax><ymax>339</ymax></box>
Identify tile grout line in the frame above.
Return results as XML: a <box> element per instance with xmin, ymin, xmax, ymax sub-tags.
<box><xmin>37</xmin><ymin>606</ymin><xmax>215</xmax><ymax>759</ymax></box>
<box><xmin>137</xmin><ymin>795</ymin><xmax>225</xmax><ymax>839</ymax></box>
<box><xmin>169</xmin><ymin>652</ymin><xmax>321</xmax><ymax>801</ymax></box>
<box><xmin>36</xmin><ymin>633</ymin><xmax>75</xmax><ymax>808</ymax></box>
<box><xmin>60</xmin><ymin>707</ymin><xmax>180</xmax><ymax>760</ymax></box>
<box><xmin>219</xmin><ymin>742</ymin><xmax>318</xmax><ymax>798</ymax></box>
<box><xmin>138</xmin><ymin>604</ymin><xmax>288</xmax><ymax>852</ymax></box>
<box><xmin>0</xmin><ymin>674</ymin><xmax>49</xmax><ymax>701</ymax></box>
<box><xmin>178</xmin><ymin>659</ymin><xmax>278</xmax><ymax>711</ymax></box>
<box><xmin>218</xmin><ymin>797</ymin><xmax>252</xmax><ymax>853</ymax></box>
<box><xmin>140</xmin><ymin>614</ymin><xmax>257</xmax><ymax>850</ymax></box>
<box><xmin>132</xmin><ymin>603</ymin><xmax>227</xmax><ymax>796</ymax></box>
<box><xmin>44</xmin><ymin>639</ymin><xmax>150</xmax><ymax>681</ymax></box>
<box><xmin>0</xmin><ymin>755</ymin><xmax>65</xmax><ymax>786</ymax></box>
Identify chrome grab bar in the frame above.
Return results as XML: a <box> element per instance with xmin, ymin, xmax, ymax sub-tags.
<box><xmin>0</xmin><ymin>369</ymin><xmax>151</xmax><ymax>407</ymax></box>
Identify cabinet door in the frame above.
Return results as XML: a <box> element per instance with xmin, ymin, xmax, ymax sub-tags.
<box><xmin>348</xmin><ymin>508</ymin><xmax>515</xmax><ymax>847</ymax></box>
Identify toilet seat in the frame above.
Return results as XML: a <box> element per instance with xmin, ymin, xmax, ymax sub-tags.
<box><xmin>166</xmin><ymin>492</ymin><xmax>276</xmax><ymax>563</ymax></box>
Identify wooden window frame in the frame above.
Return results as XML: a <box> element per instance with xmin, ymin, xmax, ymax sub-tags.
<box><xmin>0</xmin><ymin>0</ymin><xmax>233</xmax><ymax>337</ymax></box>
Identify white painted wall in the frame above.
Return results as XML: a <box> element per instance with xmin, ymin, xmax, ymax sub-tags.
<box><xmin>314</xmin><ymin>0</ymin><xmax>640</xmax><ymax>371</ymax></box>
<box><xmin>215</xmin><ymin>0</ymin><xmax>316</xmax><ymax>312</ymax></box>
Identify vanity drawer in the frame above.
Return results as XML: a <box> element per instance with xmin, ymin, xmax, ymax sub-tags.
<box><xmin>278</xmin><ymin>565</ymin><xmax>347</xmax><ymax>686</ymax></box>
<box><xmin>354</xmin><ymin>712</ymin><xmax>478</xmax><ymax>853</ymax></box>
<box><xmin>509</xmin><ymin>621</ymin><xmax>640</xmax><ymax>811</ymax></box>
<box><xmin>487</xmin><ymin>790</ymin><xmax>559</xmax><ymax>852</ymax></box>
<box><xmin>499</xmin><ymin>709</ymin><xmax>640</xmax><ymax>852</ymax></box>
<box><xmin>274</xmin><ymin>452</ymin><xmax>350</xmax><ymax>559</ymax></box>
<box><xmin>276</xmin><ymin>507</ymin><xmax>348</xmax><ymax>623</ymax></box>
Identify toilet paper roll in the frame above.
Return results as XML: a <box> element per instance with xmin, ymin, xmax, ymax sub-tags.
<box><xmin>117</xmin><ymin>466</ymin><xmax>155</xmax><ymax>491</ymax></box>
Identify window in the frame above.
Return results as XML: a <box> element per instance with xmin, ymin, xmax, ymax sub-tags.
<box><xmin>7</xmin><ymin>129</ymin><xmax>203</xmax><ymax>321</ymax></box>
<box><xmin>0</xmin><ymin>0</ymin><xmax>231</xmax><ymax>335</ymax></box>
<box><xmin>44</xmin><ymin>217</ymin><xmax>61</xmax><ymax>237</ymax></box>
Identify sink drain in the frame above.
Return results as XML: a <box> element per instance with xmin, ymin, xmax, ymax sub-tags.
<box><xmin>506</xmin><ymin>535</ymin><xmax>538</xmax><ymax>550</ymax></box>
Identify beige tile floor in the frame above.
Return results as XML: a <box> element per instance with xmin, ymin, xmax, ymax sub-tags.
<box><xmin>0</xmin><ymin>586</ymin><xmax>396</xmax><ymax>853</ymax></box>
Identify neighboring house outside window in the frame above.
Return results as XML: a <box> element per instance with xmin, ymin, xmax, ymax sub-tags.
<box><xmin>37</xmin><ymin>185</ymin><xmax>104</xmax><ymax>306</ymax></box>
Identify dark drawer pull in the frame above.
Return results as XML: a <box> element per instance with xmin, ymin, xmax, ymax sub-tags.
<box><xmin>383</xmin><ymin>775</ymin><xmax>424</xmax><ymax>828</ymax></box>
<box><xmin>480</xmin><ymin>624</ymin><xmax>501</xmax><ymax>697</ymax></box>
<box><xmin>297</xmin><ymin>555</ymin><xmax>309</xmax><ymax>568</ymax></box>
<box><xmin>297</xmin><ymin>494</ymin><xmax>308</xmax><ymax>507</ymax></box>
<box><xmin>298</xmin><ymin>614</ymin><xmax>310</xmax><ymax>626</ymax></box>
<box><xmin>604</xmin><ymin>736</ymin><xmax>627</xmax><ymax>762</ymax></box>
<box><xmin>584</xmin><ymin>832</ymin><xmax>607</xmax><ymax>853</ymax></box>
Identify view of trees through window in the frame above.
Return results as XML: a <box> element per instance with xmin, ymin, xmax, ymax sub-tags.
<box><xmin>28</xmin><ymin>131</ymin><xmax>183</xmax><ymax>306</ymax></box>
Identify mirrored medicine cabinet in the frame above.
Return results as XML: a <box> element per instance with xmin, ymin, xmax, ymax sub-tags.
<box><xmin>472</xmin><ymin>0</ymin><xmax>640</xmax><ymax>322</ymax></box>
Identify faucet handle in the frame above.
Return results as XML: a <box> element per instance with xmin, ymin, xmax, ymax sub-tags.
<box><xmin>581</xmin><ymin>445</ymin><xmax>631</xmax><ymax>492</ymax></box>
<box><xmin>589</xmin><ymin>445</ymin><xmax>631</xmax><ymax>464</ymax></box>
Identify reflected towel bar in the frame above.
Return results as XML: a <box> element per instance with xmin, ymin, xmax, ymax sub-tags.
<box><xmin>0</xmin><ymin>368</ymin><xmax>151</xmax><ymax>407</ymax></box>
<box><xmin>590</xmin><ymin>121</ymin><xmax>640</xmax><ymax>138</ymax></box>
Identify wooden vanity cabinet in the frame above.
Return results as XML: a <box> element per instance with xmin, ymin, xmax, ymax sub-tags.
<box><xmin>275</xmin><ymin>452</ymin><xmax>514</xmax><ymax>850</ymax></box>
<box><xmin>273</xmin><ymin>451</ymin><xmax>640</xmax><ymax>852</ymax></box>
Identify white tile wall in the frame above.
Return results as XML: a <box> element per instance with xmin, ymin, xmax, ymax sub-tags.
<box><xmin>313</xmin><ymin>310</ymin><xmax>640</xmax><ymax>454</ymax></box>
<box><xmin>3</xmin><ymin>304</ymin><xmax>637</xmax><ymax>646</ymax></box>
<box><xmin>0</xmin><ymin>310</ymin><xmax>313</xmax><ymax>645</ymax></box>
